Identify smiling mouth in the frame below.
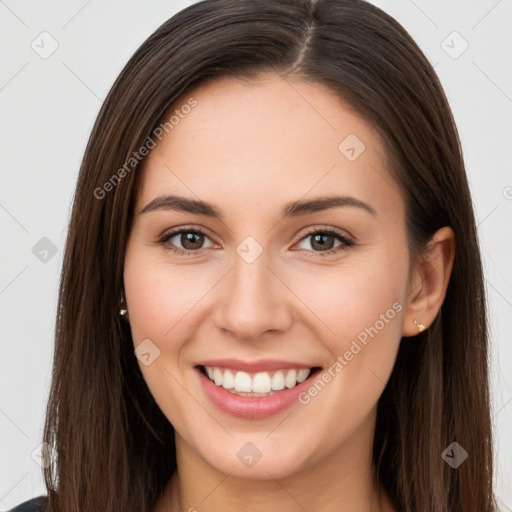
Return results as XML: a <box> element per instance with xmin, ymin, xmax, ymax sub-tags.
<box><xmin>197</xmin><ymin>365</ymin><xmax>322</xmax><ymax>397</ymax></box>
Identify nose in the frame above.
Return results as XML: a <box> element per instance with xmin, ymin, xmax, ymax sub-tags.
<box><xmin>213</xmin><ymin>249</ymin><xmax>293</xmax><ymax>341</ymax></box>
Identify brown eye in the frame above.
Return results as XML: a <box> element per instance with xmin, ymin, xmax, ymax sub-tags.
<box><xmin>178</xmin><ymin>231</ymin><xmax>205</xmax><ymax>250</ymax></box>
<box><xmin>294</xmin><ymin>228</ymin><xmax>355</xmax><ymax>257</ymax></box>
<box><xmin>158</xmin><ymin>228</ymin><xmax>216</xmax><ymax>255</ymax></box>
<box><xmin>309</xmin><ymin>233</ymin><xmax>336</xmax><ymax>251</ymax></box>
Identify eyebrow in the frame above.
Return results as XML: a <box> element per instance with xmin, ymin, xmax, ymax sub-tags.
<box><xmin>139</xmin><ymin>194</ymin><xmax>377</xmax><ymax>219</ymax></box>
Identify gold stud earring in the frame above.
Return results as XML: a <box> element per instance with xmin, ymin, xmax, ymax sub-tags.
<box><xmin>413</xmin><ymin>319</ymin><xmax>426</xmax><ymax>332</ymax></box>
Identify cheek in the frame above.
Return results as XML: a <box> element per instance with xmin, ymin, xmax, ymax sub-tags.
<box><xmin>290</xmin><ymin>266</ymin><xmax>405</xmax><ymax>439</ymax></box>
<box><xmin>123</xmin><ymin>253</ymin><xmax>205</xmax><ymax>426</ymax></box>
<box><xmin>123</xmin><ymin>254</ymin><xmax>210</xmax><ymax>343</ymax></box>
<box><xmin>123</xmin><ymin>255</ymin><xmax>218</xmax><ymax>411</ymax></box>
<box><xmin>288</xmin><ymin>253</ymin><xmax>407</xmax><ymax>411</ymax></box>
<box><xmin>290</xmin><ymin>260</ymin><xmax>405</xmax><ymax>347</ymax></box>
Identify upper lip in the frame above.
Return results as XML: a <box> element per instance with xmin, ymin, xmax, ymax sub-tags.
<box><xmin>195</xmin><ymin>358</ymin><xmax>320</xmax><ymax>373</ymax></box>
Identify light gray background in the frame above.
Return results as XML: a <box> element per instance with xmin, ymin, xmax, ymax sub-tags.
<box><xmin>1</xmin><ymin>0</ymin><xmax>511</xmax><ymax>509</ymax></box>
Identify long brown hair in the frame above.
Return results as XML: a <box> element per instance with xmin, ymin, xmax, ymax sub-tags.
<box><xmin>40</xmin><ymin>1</ymin><xmax>496</xmax><ymax>511</ymax></box>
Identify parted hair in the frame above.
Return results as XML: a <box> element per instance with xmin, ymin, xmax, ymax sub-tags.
<box><xmin>40</xmin><ymin>1</ymin><xmax>496</xmax><ymax>511</ymax></box>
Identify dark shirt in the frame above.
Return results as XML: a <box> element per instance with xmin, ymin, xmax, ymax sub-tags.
<box><xmin>7</xmin><ymin>496</ymin><xmax>46</xmax><ymax>512</ymax></box>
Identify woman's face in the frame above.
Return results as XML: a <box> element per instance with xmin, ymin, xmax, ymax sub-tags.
<box><xmin>124</xmin><ymin>73</ymin><xmax>413</xmax><ymax>479</ymax></box>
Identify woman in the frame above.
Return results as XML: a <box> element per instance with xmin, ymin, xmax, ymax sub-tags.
<box><xmin>10</xmin><ymin>0</ymin><xmax>497</xmax><ymax>511</ymax></box>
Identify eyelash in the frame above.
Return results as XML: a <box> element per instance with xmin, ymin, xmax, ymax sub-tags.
<box><xmin>157</xmin><ymin>226</ymin><xmax>355</xmax><ymax>258</ymax></box>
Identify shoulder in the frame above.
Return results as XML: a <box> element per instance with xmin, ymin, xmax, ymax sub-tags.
<box><xmin>7</xmin><ymin>495</ymin><xmax>47</xmax><ymax>512</ymax></box>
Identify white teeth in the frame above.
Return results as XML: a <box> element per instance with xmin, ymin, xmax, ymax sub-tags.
<box><xmin>252</xmin><ymin>372</ymin><xmax>272</xmax><ymax>393</ymax></box>
<box><xmin>213</xmin><ymin>367</ymin><xmax>223</xmax><ymax>386</ymax></box>
<box><xmin>203</xmin><ymin>366</ymin><xmax>312</xmax><ymax>393</ymax></box>
<box><xmin>221</xmin><ymin>369</ymin><xmax>235</xmax><ymax>389</ymax></box>
<box><xmin>284</xmin><ymin>369</ymin><xmax>297</xmax><ymax>388</ymax></box>
<box><xmin>271</xmin><ymin>371</ymin><xmax>285</xmax><ymax>391</ymax></box>
<box><xmin>297</xmin><ymin>368</ymin><xmax>310</xmax><ymax>383</ymax></box>
<box><xmin>234</xmin><ymin>371</ymin><xmax>252</xmax><ymax>392</ymax></box>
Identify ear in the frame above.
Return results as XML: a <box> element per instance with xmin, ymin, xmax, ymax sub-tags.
<box><xmin>402</xmin><ymin>226</ymin><xmax>455</xmax><ymax>337</ymax></box>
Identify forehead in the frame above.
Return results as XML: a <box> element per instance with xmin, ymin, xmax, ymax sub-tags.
<box><xmin>135</xmin><ymin>74</ymin><xmax>404</xmax><ymax>221</ymax></box>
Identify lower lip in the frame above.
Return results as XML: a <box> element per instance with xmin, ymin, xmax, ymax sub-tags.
<box><xmin>195</xmin><ymin>367</ymin><xmax>321</xmax><ymax>419</ymax></box>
